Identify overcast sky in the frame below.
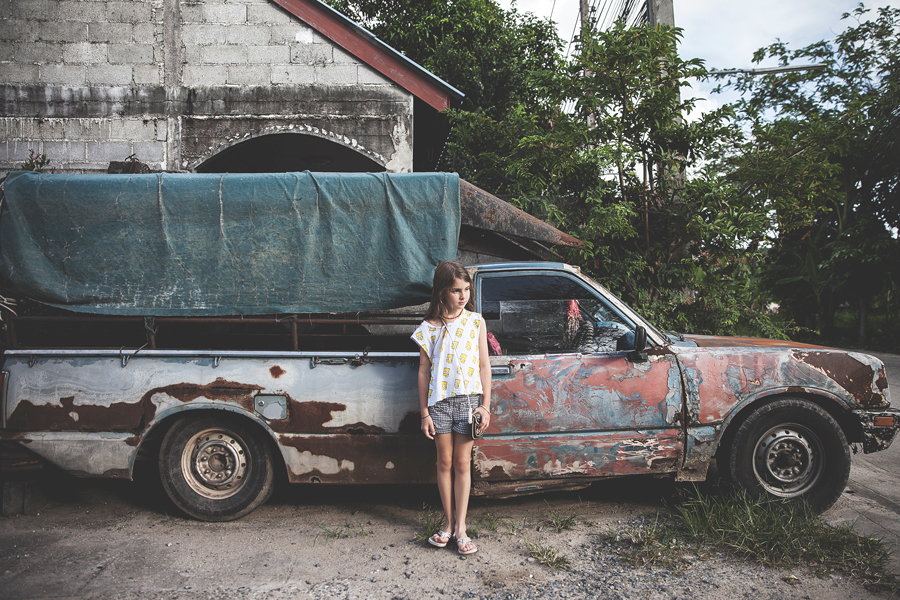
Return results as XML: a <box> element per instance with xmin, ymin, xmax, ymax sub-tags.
<box><xmin>496</xmin><ymin>0</ymin><xmax>898</xmax><ymax>112</ymax></box>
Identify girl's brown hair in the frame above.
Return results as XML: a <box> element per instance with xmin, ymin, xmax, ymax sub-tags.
<box><xmin>425</xmin><ymin>261</ymin><xmax>475</xmax><ymax>321</ymax></box>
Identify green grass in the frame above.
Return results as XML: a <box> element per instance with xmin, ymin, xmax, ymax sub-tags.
<box><xmin>525</xmin><ymin>539</ymin><xmax>571</xmax><ymax>571</ymax></box>
<box><xmin>543</xmin><ymin>501</ymin><xmax>578</xmax><ymax>533</ymax></box>
<box><xmin>604</xmin><ymin>488</ymin><xmax>899</xmax><ymax>593</ymax></box>
<box><xmin>415</xmin><ymin>503</ymin><xmax>445</xmax><ymax>543</ymax></box>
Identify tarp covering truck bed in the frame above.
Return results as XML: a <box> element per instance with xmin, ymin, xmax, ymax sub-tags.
<box><xmin>0</xmin><ymin>170</ymin><xmax>460</xmax><ymax>315</ymax></box>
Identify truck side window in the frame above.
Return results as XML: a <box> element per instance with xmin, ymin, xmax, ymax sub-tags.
<box><xmin>481</xmin><ymin>275</ymin><xmax>633</xmax><ymax>355</ymax></box>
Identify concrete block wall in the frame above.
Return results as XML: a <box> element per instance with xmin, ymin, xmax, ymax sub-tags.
<box><xmin>0</xmin><ymin>0</ymin><xmax>414</xmax><ymax>174</ymax></box>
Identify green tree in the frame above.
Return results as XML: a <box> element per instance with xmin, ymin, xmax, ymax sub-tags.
<box><xmin>718</xmin><ymin>4</ymin><xmax>900</xmax><ymax>344</ymax></box>
<box><xmin>324</xmin><ymin>0</ymin><xmax>560</xmax><ymax>117</ymax></box>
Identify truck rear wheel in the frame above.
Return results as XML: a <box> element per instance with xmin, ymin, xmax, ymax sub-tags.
<box><xmin>159</xmin><ymin>416</ymin><xmax>275</xmax><ymax>521</ymax></box>
<box><xmin>728</xmin><ymin>397</ymin><xmax>850</xmax><ymax>512</ymax></box>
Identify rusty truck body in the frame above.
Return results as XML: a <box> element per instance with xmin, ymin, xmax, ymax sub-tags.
<box><xmin>0</xmin><ymin>172</ymin><xmax>897</xmax><ymax>521</ymax></box>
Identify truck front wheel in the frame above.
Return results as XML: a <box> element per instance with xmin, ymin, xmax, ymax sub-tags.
<box><xmin>728</xmin><ymin>397</ymin><xmax>850</xmax><ymax>512</ymax></box>
<box><xmin>159</xmin><ymin>416</ymin><xmax>275</xmax><ymax>521</ymax></box>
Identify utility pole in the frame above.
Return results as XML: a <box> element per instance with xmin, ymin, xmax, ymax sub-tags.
<box><xmin>648</xmin><ymin>0</ymin><xmax>675</xmax><ymax>27</ymax></box>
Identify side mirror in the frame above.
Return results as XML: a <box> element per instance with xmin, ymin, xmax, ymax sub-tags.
<box><xmin>627</xmin><ymin>325</ymin><xmax>648</xmax><ymax>363</ymax></box>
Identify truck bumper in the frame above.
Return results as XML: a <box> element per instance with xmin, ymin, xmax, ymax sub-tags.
<box><xmin>853</xmin><ymin>408</ymin><xmax>900</xmax><ymax>453</ymax></box>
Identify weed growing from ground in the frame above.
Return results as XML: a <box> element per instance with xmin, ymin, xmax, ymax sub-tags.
<box><xmin>525</xmin><ymin>539</ymin><xmax>571</xmax><ymax>571</ymax></box>
<box><xmin>603</xmin><ymin>487</ymin><xmax>899</xmax><ymax>593</ymax></box>
<box><xmin>543</xmin><ymin>500</ymin><xmax>578</xmax><ymax>533</ymax></box>
<box><xmin>414</xmin><ymin>504</ymin><xmax>445</xmax><ymax>543</ymax></box>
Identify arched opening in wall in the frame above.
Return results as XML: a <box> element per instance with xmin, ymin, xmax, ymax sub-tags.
<box><xmin>195</xmin><ymin>133</ymin><xmax>384</xmax><ymax>173</ymax></box>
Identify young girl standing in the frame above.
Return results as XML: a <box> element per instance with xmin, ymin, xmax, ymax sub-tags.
<box><xmin>411</xmin><ymin>261</ymin><xmax>492</xmax><ymax>555</ymax></box>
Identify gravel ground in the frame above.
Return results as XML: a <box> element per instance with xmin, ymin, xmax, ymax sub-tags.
<box><xmin>1</xmin><ymin>474</ymin><xmax>894</xmax><ymax>600</ymax></box>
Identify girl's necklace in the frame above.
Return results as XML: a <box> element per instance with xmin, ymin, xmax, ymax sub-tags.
<box><xmin>445</xmin><ymin>309</ymin><xmax>463</xmax><ymax>320</ymax></box>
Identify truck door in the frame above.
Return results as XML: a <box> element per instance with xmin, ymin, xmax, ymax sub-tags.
<box><xmin>473</xmin><ymin>270</ymin><xmax>683</xmax><ymax>485</ymax></box>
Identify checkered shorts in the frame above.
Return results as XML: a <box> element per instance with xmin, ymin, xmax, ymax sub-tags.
<box><xmin>429</xmin><ymin>394</ymin><xmax>482</xmax><ymax>435</ymax></box>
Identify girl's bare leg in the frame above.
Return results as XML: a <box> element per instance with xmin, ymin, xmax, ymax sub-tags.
<box><xmin>434</xmin><ymin>432</ymin><xmax>455</xmax><ymax>540</ymax></box>
<box><xmin>451</xmin><ymin>432</ymin><xmax>476</xmax><ymax>551</ymax></box>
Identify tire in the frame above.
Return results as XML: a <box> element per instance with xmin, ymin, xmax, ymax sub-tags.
<box><xmin>159</xmin><ymin>415</ymin><xmax>275</xmax><ymax>521</ymax></box>
<box><xmin>728</xmin><ymin>397</ymin><xmax>850</xmax><ymax>512</ymax></box>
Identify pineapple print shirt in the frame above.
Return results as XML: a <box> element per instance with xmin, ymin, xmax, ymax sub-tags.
<box><xmin>411</xmin><ymin>310</ymin><xmax>484</xmax><ymax>407</ymax></box>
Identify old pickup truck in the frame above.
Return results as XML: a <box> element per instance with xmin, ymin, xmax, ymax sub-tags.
<box><xmin>0</xmin><ymin>171</ymin><xmax>897</xmax><ymax>521</ymax></box>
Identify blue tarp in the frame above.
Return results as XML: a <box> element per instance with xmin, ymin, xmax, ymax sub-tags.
<box><xmin>0</xmin><ymin>171</ymin><xmax>460</xmax><ymax>315</ymax></box>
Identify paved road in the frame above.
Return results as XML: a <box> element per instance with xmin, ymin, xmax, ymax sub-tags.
<box><xmin>823</xmin><ymin>351</ymin><xmax>900</xmax><ymax>575</ymax></box>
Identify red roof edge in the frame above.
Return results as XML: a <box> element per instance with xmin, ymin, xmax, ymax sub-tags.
<box><xmin>270</xmin><ymin>0</ymin><xmax>458</xmax><ymax>112</ymax></box>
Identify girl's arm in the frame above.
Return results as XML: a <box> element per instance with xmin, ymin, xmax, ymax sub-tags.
<box><xmin>475</xmin><ymin>320</ymin><xmax>492</xmax><ymax>432</ymax></box>
<box><xmin>418</xmin><ymin>347</ymin><xmax>435</xmax><ymax>439</ymax></box>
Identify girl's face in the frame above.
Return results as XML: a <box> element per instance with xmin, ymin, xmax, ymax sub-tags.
<box><xmin>443</xmin><ymin>277</ymin><xmax>471</xmax><ymax>316</ymax></box>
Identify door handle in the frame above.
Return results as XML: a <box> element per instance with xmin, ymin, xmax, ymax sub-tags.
<box><xmin>491</xmin><ymin>365</ymin><xmax>512</xmax><ymax>376</ymax></box>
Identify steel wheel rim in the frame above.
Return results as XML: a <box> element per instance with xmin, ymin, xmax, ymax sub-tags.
<box><xmin>181</xmin><ymin>428</ymin><xmax>249</xmax><ymax>500</ymax></box>
<box><xmin>752</xmin><ymin>423</ymin><xmax>824</xmax><ymax>498</ymax></box>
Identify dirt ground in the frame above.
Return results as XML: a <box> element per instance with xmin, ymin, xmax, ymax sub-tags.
<box><xmin>0</xmin><ymin>471</ymin><xmax>894</xmax><ymax>600</ymax></box>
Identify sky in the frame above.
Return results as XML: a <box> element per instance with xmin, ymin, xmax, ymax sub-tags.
<box><xmin>495</xmin><ymin>0</ymin><xmax>898</xmax><ymax>113</ymax></box>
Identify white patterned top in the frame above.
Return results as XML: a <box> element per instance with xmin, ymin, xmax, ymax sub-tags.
<box><xmin>411</xmin><ymin>310</ymin><xmax>484</xmax><ymax>407</ymax></box>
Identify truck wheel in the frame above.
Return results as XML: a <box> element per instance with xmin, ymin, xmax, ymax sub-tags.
<box><xmin>159</xmin><ymin>416</ymin><xmax>275</xmax><ymax>521</ymax></box>
<box><xmin>728</xmin><ymin>397</ymin><xmax>850</xmax><ymax>512</ymax></box>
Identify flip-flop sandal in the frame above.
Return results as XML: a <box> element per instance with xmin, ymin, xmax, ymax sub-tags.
<box><xmin>457</xmin><ymin>537</ymin><xmax>477</xmax><ymax>555</ymax></box>
<box><xmin>427</xmin><ymin>530</ymin><xmax>452</xmax><ymax>548</ymax></box>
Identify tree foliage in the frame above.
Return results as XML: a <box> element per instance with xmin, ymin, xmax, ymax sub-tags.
<box><xmin>325</xmin><ymin>0</ymin><xmax>899</xmax><ymax>345</ymax></box>
<box><xmin>717</xmin><ymin>4</ymin><xmax>900</xmax><ymax>343</ymax></box>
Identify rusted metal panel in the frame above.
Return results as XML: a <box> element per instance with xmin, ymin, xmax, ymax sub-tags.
<box><xmin>474</xmin><ymin>430</ymin><xmax>681</xmax><ymax>482</ymax></box>
<box><xmin>853</xmin><ymin>409</ymin><xmax>900</xmax><ymax>453</ymax></box>
<box><xmin>459</xmin><ymin>180</ymin><xmax>584</xmax><ymax>249</ymax></box>
<box><xmin>278</xmin><ymin>434</ymin><xmax>435</xmax><ymax>484</ymax></box>
<box><xmin>672</xmin><ymin>347</ymin><xmax>891</xmax><ymax>433</ymax></box>
<box><xmin>475</xmin><ymin>353</ymin><xmax>683</xmax><ymax>483</ymax></box>
<box><xmin>1</xmin><ymin>350</ymin><xmax>423</xmax><ymax>482</ymax></box>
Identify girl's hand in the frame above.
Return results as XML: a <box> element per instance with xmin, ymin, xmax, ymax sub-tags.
<box><xmin>475</xmin><ymin>405</ymin><xmax>491</xmax><ymax>433</ymax></box>
<box><xmin>421</xmin><ymin>414</ymin><xmax>435</xmax><ymax>440</ymax></box>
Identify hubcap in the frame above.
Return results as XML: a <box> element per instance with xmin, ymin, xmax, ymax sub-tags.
<box><xmin>752</xmin><ymin>424</ymin><xmax>823</xmax><ymax>498</ymax></box>
<box><xmin>181</xmin><ymin>429</ymin><xmax>249</xmax><ymax>500</ymax></box>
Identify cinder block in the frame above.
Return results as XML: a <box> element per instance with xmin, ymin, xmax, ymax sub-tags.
<box><xmin>86</xmin><ymin>64</ymin><xmax>134</xmax><ymax>85</ymax></box>
<box><xmin>122</xmin><ymin>118</ymin><xmax>157</xmax><ymax>141</ymax></box>
<box><xmin>107</xmin><ymin>1</ymin><xmax>152</xmax><ymax>23</ymax></box>
<box><xmin>17</xmin><ymin>42</ymin><xmax>63</xmax><ymax>63</ymax></box>
<box><xmin>203</xmin><ymin>3</ymin><xmax>247</xmax><ymax>24</ymax></box>
<box><xmin>58</xmin><ymin>1</ymin><xmax>106</xmax><ymax>22</ymax></box>
<box><xmin>65</xmin><ymin>121</ymin><xmax>100</xmax><ymax>143</ymax></box>
<box><xmin>199</xmin><ymin>45</ymin><xmax>246</xmax><ymax>65</ymax></box>
<box><xmin>88</xmin><ymin>22</ymin><xmax>133</xmax><ymax>44</ymax></box>
<box><xmin>316</xmin><ymin>64</ymin><xmax>357</xmax><ymax>86</ymax></box>
<box><xmin>12</xmin><ymin>0</ymin><xmax>59</xmax><ymax>21</ymax></box>
<box><xmin>62</xmin><ymin>42</ymin><xmax>109</xmax><ymax>64</ymax></box>
<box><xmin>181</xmin><ymin>4</ymin><xmax>204</xmax><ymax>23</ymax></box>
<box><xmin>133</xmin><ymin>22</ymin><xmax>161</xmax><ymax>45</ymax></box>
<box><xmin>246</xmin><ymin>45</ymin><xmax>290</xmax><ymax>65</ymax></box>
<box><xmin>248</xmin><ymin>3</ymin><xmax>293</xmax><ymax>25</ymax></box>
<box><xmin>108</xmin><ymin>44</ymin><xmax>154</xmax><ymax>64</ymax></box>
<box><xmin>155</xmin><ymin>120</ymin><xmax>167</xmax><ymax>141</ymax></box>
<box><xmin>290</xmin><ymin>43</ymin><xmax>332</xmax><ymax>65</ymax></box>
<box><xmin>86</xmin><ymin>140</ymin><xmax>133</xmax><ymax>163</ymax></box>
<box><xmin>269</xmin><ymin>24</ymin><xmax>314</xmax><ymax>45</ymax></box>
<box><xmin>358</xmin><ymin>64</ymin><xmax>390</xmax><ymax>86</ymax></box>
<box><xmin>133</xmin><ymin>140</ymin><xmax>164</xmax><ymax>162</ymax></box>
<box><xmin>181</xmin><ymin>23</ymin><xmax>226</xmax><ymax>45</ymax></box>
<box><xmin>3</xmin><ymin>18</ymin><xmax>40</xmax><ymax>43</ymax></box>
<box><xmin>225</xmin><ymin>24</ymin><xmax>270</xmax><ymax>46</ymax></box>
<box><xmin>39</xmin><ymin>64</ymin><xmax>86</xmax><ymax>85</ymax></box>
<box><xmin>133</xmin><ymin>64</ymin><xmax>161</xmax><ymax>85</ymax></box>
<box><xmin>332</xmin><ymin>46</ymin><xmax>360</xmax><ymax>65</ymax></box>
<box><xmin>35</xmin><ymin>118</ymin><xmax>67</xmax><ymax>140</ymax></box>
<box><xmin>40</xmin><ymin>20</ymin><xmax>88</xmax><ymax>43</ymax></box>
<box><xmin>227</xmin><ymin>64</ymin><xmax>271</xmax><ymax>86</ymax></box>
<box><xmin>1</xmin><ymin>63</ymin><xmax>40</xmax><ymax>84</ymax></box>
<box><xmin>39</xmin><ymin>140</ymin><xmax>71</xmax><ymax>162</ymax></box>
<box><xmin>182</xmin><ymin>64</ymin><xmax>227</xmax><ymax>86</ymax></box>
<box><xmin>0</xmin><ymin>41</ymin><xmax>14</xmax><ymax>62</ymax></box>
<box><xmin>271</xmin><ymin>64</ymin><xmax>314</xmax><ymax>85</ymax></box>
